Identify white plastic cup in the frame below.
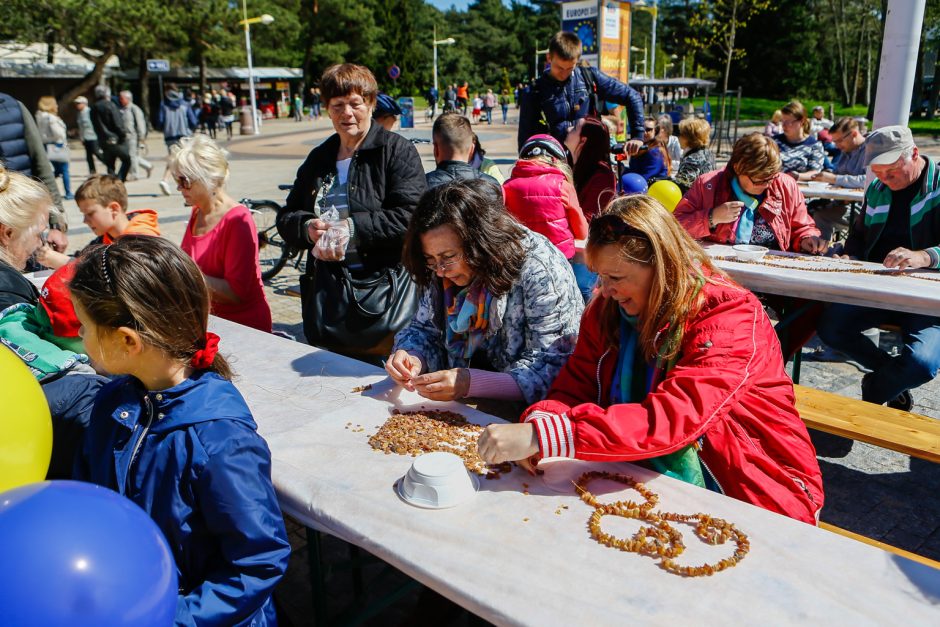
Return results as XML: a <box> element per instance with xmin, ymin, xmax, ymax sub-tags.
<box><xmin>398</xmin><ymin>452</ymin><xmax>479</xmax><ymax>509</ymax></box>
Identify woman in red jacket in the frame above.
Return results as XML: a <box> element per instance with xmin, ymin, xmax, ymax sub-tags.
<box><xmin>478</xmin><ymin>194</ymin><xmax>824</xmax><ymax>525</ymax></box>
<box><xmin>674</xmin><ymin>132</ymin><xmax>828</xmax><ymax>254</ymax></box>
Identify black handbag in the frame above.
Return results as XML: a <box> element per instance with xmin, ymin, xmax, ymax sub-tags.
<box><xmin>300</xmin><ymin>259</ymin><xmax>419</xmax><ymax>357</ymax></box>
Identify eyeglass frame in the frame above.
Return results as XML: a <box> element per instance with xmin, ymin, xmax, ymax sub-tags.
<box><xmin>175</xmin><ymin>174</ymin><xmax>193</xmax><ymax>190</ymax></box>
<box><xmin>425</xmin><ymin>252</ymin><xmax>464</xmax><ymax>273</ymax></box>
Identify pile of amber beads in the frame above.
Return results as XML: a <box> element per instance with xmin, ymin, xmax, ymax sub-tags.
<box><xmin>574</xmin><ymin>471</ymin><xmax>750</xmax><ymax>577</ymax></box>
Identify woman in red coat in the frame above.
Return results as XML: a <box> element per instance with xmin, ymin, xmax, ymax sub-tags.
<box><xmin>478</xmin><ymin>194</ymin><xmax>824</xmax><ymax>525</ymax></box>
<box><xmin>673</xmin><ymin>132</ymin><xmax>828</xmax><ymax>254</ymax></box>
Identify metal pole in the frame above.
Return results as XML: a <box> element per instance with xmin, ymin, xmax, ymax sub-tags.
<box><xmin>872</xmin><ymin>0</ymin><xmax>927</xmax><ymax>129</ymax></box>
<box><xmin>433</xmin><ymin>25</ymin><xmax>439</xmax><ymax>94</ymax></box>
<box><xmin>649</xmin><ymin>3</ymin><xmax>657</xmax><ymax>83</ymax></box>
<box><xmin>243</xmin><ymin>0</ymin><xmax>260</xmax><ymax>135</ymax></box>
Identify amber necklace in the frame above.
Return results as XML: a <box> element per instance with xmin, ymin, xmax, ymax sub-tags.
<box><xmin>574</xmin><ymin>471</ymin><xmax>750</xmax><ymax>577</ymax></box>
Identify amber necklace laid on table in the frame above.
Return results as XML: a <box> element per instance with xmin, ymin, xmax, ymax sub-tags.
<box><xmin>574</xmin><ymin>471</ymin><xmax>751</xmax><ymax>577</ymax></box>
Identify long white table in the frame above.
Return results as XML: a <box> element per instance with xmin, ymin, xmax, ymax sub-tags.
<box><xmin>798</xmin><ymin>181</ymin><xmax>865</xmax><ymax>203</ymax></box>
<box><xmin>705</xmin><ymin>244</ymin><xmax>940</xmax><ymax>317</ymax></box>
<box><xmin>212</xmin><ymin>317</ymin><xmax>940</xmax><ymax>625</ymax></box>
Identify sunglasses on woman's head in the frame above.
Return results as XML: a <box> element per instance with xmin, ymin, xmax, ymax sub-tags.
<box><xmin>589</xmin><ymin>213</ymin><xmax>650</xmax><ymax>244</ymax></box>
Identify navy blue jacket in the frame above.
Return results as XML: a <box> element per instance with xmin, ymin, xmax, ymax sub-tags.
<box><xmin>76</xmin><ymin>370</ymin><xmax>290</xmax><ymax>626</ymax></box>
<box><xmin>518</xmin><ymin>66</ymin><xmax>645</xmax><ymax>149</ymax></box>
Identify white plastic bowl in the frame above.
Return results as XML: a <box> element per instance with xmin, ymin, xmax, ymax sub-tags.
<box><xmin>397</xmin><ymin>452</ymin><xmax>479</xmax><ymax>509</ymax></box>
<box><xmin>732</xmin><ymin>244</ymin><xmax>769</xmax><ymax>261</ymax></box>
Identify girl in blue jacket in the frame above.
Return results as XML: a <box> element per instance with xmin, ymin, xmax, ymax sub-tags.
<box><xmin>71</xmin><ymin>236</ymin><xmax>290</xmax><ymax>626</ymax></box>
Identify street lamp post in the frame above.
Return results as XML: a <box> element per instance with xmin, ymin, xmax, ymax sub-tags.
<box><xmin>535</xmin><ymin>47</ymin><xmax>549</xmax><ymax>79</ymax></box>
<box><xmin>633</xmin><ymin>1</ymin><xmax>658</xmax><ymax>102</ymax></box>
<box><xmin>432</xmin><ymin>26</ymin><xmax>456</xmax><ymax>94</ymax></box>
<box><xmin>239</xmin><ymin>0</ymin><xmax>274</xmax><ymax>135</ymax></box>
<box><xmin>630</xmin><ymin>46</ymin><xmax>646</xmax><ymax>79</ymax></box>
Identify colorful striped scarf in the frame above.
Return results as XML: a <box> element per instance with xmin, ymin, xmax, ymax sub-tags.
<box><xmin>443</xmin><ymin>278</ymin><xmax>493</xmax><ymax>366</ymax></box>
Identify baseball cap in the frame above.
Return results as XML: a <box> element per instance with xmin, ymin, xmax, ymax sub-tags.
<box><xmin>865</xmin><ymin>125</ymin><xmax>915</xmax><ymax>167</ymax></box>
<box><xmin>39</xmin><ymin>262</ymin><xmax>81</xmax><ymax>338</ymax></box>
<box><xmin>520</xmin><ymin>134</ymin><xmax>567</xmax><ymax>161</ymax></box>
<box><xmin>73</xmin><ymin>96</ymin><xmax>88</xmax><ymax>105</ymax></box>
<box><xmin>373</xmin><ymin>93</ymin><xmax>402</xmax><ymax>117</ymax></box>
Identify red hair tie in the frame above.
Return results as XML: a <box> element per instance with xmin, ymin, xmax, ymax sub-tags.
<box><xmin>190</xmin><ymin>332</ymin><xmax>220</xmax><ymax>369</ymax></box>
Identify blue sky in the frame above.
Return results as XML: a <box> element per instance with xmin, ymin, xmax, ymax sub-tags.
<box><xmin>429</xmin><ymin>0</ymin><xmax>517</xmax><ymax>11</ymax></box>
<box><xmin>429</xmin><ymin>0</ymin><xmax>472</xmax><ymax>9</ymax></box>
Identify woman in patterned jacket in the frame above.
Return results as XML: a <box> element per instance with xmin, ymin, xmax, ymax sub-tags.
<box><xmin>387</xmin><ymin>180</ymin><xmax>583</xmax><ymax>405</ymax></box>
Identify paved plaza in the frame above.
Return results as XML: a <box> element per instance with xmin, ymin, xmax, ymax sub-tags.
<box><xmin>59</xmin><ymin>116</ymin><xmax>940</xmax><ymax>625</ymax></box>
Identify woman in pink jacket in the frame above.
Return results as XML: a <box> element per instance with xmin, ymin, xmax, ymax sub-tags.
<box><xmin>503</xmin><ymin>134</ymin><xmax>588</xmax><ymax>260</ymax></box>
<box><xmin>674</xmin><ymin>133</ymin><xmax>828</xmax><ymax>254</ymax></box>
<box><xmin>478</xmin><ymin>194</ymin><xmax>824</xmax><ymax>525</ymax></box>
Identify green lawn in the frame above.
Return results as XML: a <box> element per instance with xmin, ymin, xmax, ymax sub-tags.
<box><xmin>679</xmin><ymin>95</ymin><xmax>940</xmax><ymax>136</ymax></box>
<box><xmin>684</xmin><ymin>96</ymin><xmax>867</xmax><ymax>122</ymax></box>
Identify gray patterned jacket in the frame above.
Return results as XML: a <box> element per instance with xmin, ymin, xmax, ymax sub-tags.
<box><xmin>393</xmin><ymin>230</ymin><xmax>584</xmax><ymax>403</ymax></box>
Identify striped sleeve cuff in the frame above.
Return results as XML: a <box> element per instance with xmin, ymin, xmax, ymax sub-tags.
<box><xmin>926</xmin><ymin>247</ymin><xmax>940</xmax><ymax>269</ymax></box>
<box><xmin>524</xmin><ymin>411</ymin><xmax>575</xmax><ymax>458</ymax></box>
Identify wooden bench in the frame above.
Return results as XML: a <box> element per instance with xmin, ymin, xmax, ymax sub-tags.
<box><xmin>794</xmin><ymin>385</ymin><xmax>940</xmax><ymax>463</ymax></box>
<box><xmin>818</xmin><ymin>523</ymin><xmax>940</xmax><ymax>570</ymax></box>
<box><xmin>793</xmin><ymin>384</ymin><xmax>940</xmax><ymax>569</ymax></box>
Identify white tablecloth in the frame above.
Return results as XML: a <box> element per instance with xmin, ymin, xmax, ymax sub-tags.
<box><xmin>798</xmin><ymin>182</ymin><xmax>865</xmax><ymax>202</ymax></box>
<box><xmin>211</xmin><ymin>317</ymin><xmax>940</xmax><ymax>625</ymax></box>
<box><xmin>705</xmin><ymin>244</ymin><xmax>940</xmax><ymax>316</ymax></box>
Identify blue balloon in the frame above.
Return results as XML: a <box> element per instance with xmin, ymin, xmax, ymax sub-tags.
<box><xmin>0</xmin><ymin>481</ymin><xmax>177</xmax><ymax>627</ymax></box>
<box><xmin>620</xmin><ymin>173</ymin><xmax>649</xmax><ymax>195</ymax></box>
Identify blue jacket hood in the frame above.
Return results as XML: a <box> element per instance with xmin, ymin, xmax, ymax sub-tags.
<box><xmin>163</xmin><ymin>96</ymin><xmax>183</xmax><ymax>110</ymax></box>
<box><xmin>106</xmin><ymin>370</ymin><xmax>257</xmax><ymax>434</ymax></box>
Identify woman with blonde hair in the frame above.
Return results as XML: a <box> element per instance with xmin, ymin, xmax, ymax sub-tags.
<box><xmin>478</xmin><ymin>194</ymin><xmax>824</xmax><ymax>525</ymax></box>
<box><xmin>0</xmin><ymin>164</ymin><xmax>107</xmax><ymax>476</ymax></box>
<box><xmin>0</xmin><ymin>165</ymin><xmax>52</xmax><ymax>304</ymax></box>
<box><xmin>36</xmin><ymin>95</ymin><xmax>72</xmax><ymax>200</ymax></box>
<box><xmin>673</xmin><ymin>117</ymin><xmax>715</xmax><ymax>193</ymax></box>
<box><xmin>764</xmin><ymin>109</ymin><xmax>783</xmax><ymax>137</ymax></box>
<box><xmin>171</xmin><ymin>134</ymin><xmax>272</xmax><ymax>332</ymax></box>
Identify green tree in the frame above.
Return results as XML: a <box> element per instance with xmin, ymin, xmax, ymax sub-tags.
<box><xmin>688</xmin><ymin>0</ymin><xmax>771</xmax><ymax>94</ymax></box>
<box><xmin>7</xmin><ymin>0</ymin><xmax>174</xmax><ymax>106</ymax></box>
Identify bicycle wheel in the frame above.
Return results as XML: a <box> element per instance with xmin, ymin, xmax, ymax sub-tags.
<box><xmin>249</xmin><ymin>201</ymin><xmax>291</xmax><ymax>281</ymax></box>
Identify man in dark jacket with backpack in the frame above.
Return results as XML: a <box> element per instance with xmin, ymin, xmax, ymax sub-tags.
<box><xmin>518</xmin><ymin>31</ymin><xmax>645</xmax><ymax>154</ymax></box>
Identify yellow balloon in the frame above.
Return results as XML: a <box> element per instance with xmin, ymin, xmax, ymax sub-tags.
<box><xmin>0</xmin><ymin>344</ymin><xmax>52</xmax><ymax>491</ymax></box>
<box><xmin>648</xmin><ymin>180</ymin><xmax>683</xmax><ymax>213</ymax></box>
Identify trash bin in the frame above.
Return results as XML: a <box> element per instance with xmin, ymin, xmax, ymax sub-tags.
<box><xmin>239</xmin><ymin>107</ymin><xmax>255</xmax><ymax>135</ymax></box>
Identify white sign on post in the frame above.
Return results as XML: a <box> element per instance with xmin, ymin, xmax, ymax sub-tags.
<box><xmin>146</xmin><ymin>59</ymin><xmax>170</xmax><ymax>73</ymax></box>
